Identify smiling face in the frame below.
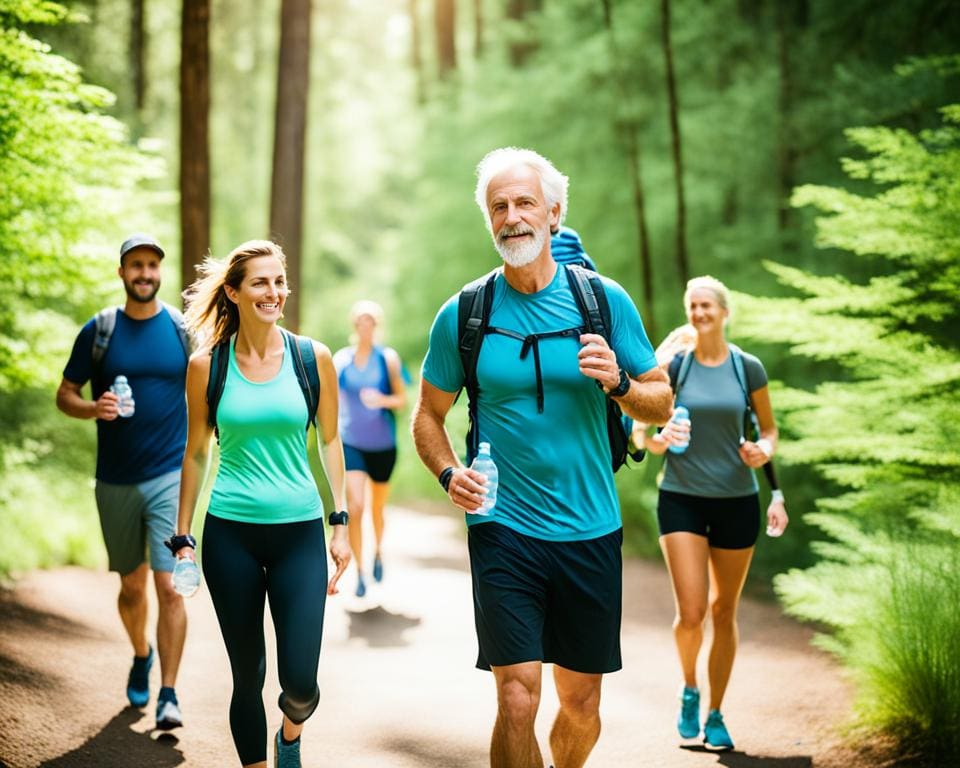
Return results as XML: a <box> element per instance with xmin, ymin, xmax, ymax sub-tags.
<box><xmin>119</xmin><ymin>248</ymin><xmax>162</xmax><ymax>303</ymax></box>
<box><xmin>224</xmin><ymin>254</ymin><xmax>288</xmax><ymax>326</ymax></box>
<box><xmin>486</xmin><ymin>165</ymin><xmax>560</xmax><ymax>268</ymax></box>
<box><xmin>685</xmin><ymin>287</ymin><xmax>729</xmax><ymax>337</ymax></box>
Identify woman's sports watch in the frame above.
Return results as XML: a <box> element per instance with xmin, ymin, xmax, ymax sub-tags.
<box><xmin>327</xmin><ymin>511</ymin><xmax>349</xmax><ymax>526</ymax></box>
<box><xmin>607</xmin><ymin>367</ymin><xmax>631</xmax><ymax>398</ymax></box>
<box><xmin>164</xmin><ymin>534</ymin><xmax>197</xmax><ymax>553</ymax></box>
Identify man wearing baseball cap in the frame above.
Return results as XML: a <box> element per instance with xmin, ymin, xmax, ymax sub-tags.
<box><xmin>56</xmin><ymin>235</ymin><xmax>192</xmax><ymax>730</ymax></box>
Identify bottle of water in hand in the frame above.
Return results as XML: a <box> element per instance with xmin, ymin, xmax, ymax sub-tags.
<box><xmin>110</xmin><ymin>375</ymin><xmax>135</xmax><ymax>418</ymax></box>
<box><xmin>667</xmin><ymin>406</ymin><xmax>691</xmax><ymax>454</ymax></box>
<box><xmin>469</xmin><ymin>442</ymin><xmax>499</xmax><ymax>516</ymax></box>
<box><xmin>172</xmin><ymin>558</ymin><xmax>201</xmax><ymax>597</ymax></box>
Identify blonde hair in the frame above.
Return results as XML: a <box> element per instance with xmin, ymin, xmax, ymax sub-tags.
<box><xmin>182</xmin><ymin>240</ymin><xmax>286</xmax><ymax>350</ymax></box>
<box><xmin>683</xmin><ymin>275</ymin><xmax>731</xmax><ymax>313</ymax></box>
<box><xmin>474</xmin><ymin>147</ymin><xmax>568</xmax><ymax>234</ymax></box>
<box><xmin>349</xmin><ymin>299</ymin><xmax>384</xmax><ymax>326</ymax></box>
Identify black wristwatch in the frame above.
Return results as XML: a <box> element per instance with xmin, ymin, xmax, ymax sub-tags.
<box><xmin>438</xmin><ymin>466</ymin><xmax>455</xmax><ymax>492</ymax></box>
<box><xmin>327</xmin><ymin>510</ymin><xmax>349</xmax><ymax>526</ymax></box>
<box><xmin>164</xmin><ymin>534</ymin><xmax>197</xmax><ymax>554</ymax></box>
<box><xmin>607</xmin><ymin>367</ymin><xmax>631</xmax><ymax>398</ymax></box>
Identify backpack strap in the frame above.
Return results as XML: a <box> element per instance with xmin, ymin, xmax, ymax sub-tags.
<box><xmin>206</xmin><ymin>339</ymin><xmax>231</xmax><ymax>439</ymax></box>
<box><xmin>669</xmin><ymin>350</ymin><xmax>694</xmax><ymax>398</ymax></box>
<box><xmin>283</xmin><ymin>328</ymin><xmax>320</xmax><ymax>430</ymax></box>
<box><xmin>564</xmin><ymin>264</ymin><xmax>610</xmax><ymax>342</ymax></box>
<box><xmin>92</xmin><ymin>307</ymin><xmax>120</xmax><ymax>365</ymax></box>
<box><xmin>728</xmin><ymin>343</ymin><xmax>757</xmax><ymax>441</ymax></box>
<box><xmin>457</xmin><ymin>269</ymin><xmax>499</xmax><ymax>463</ymax></box>
<box><xmin>161</xmin><ymin>302</ymin><xmax>192</xmax><ymax>358</ymax></box>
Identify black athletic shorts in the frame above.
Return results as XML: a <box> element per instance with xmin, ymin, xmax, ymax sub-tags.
<box><xmin>657</xmin><ymin>489</ymin><xmax>760</xmax><ymax>549</ymax></box>
<box><xmin>343</xmin><ymin>444</ymin><xmax>397</xmax><ymax>483</ymax></box>
<box><xmin>467</xmin><ymin>522</ymin><xmax>623</xmax><ymax>674</ymax></box>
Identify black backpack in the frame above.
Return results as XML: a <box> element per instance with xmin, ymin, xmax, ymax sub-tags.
<box><xmin>91</xmin><ymin>303</ymin><xmax>191</xmax><ymax>394</ymax></box>
<box><xmin>457</xmin><ymin>264</ymin><xmax>642</xmax><ymax>471</ymax></box>
<box><xmin>206</xmin><ymin>328</ymin><xmax>320</xmax><ymax>441</ymax></box>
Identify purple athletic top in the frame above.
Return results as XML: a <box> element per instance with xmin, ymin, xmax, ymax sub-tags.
<box><xmin>334</xmin><ymin>345</ymin><xmax>396</xmax><ymax>451</ymax></box>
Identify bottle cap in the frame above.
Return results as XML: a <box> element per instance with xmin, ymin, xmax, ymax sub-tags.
<box><xmin>478</xmin><ymin>442</ymin><xmax>491</xmax><ymax>453</ymax></box>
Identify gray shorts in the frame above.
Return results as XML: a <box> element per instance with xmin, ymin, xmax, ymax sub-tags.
<box><xmin>94</xmin><ymin>469</ymin><xmax>180</xmax><ymax>575</ymax></box>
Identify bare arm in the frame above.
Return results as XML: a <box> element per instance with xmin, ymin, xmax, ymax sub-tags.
<box><xmin>56</xmin><ymin>377</ymin><xmax>119</xmax><ymax>421</ymax></box>
<box><xmin>381</xmin><ymin>348</ymin><xmax>407</xmax><ymax>410</ymax></box>
<box><xmin>577</xmin><ymin>332</ymin><xmax>673</xmax><ymax>425</ymax></box>
<box><xmin>411</xmin><ymin>379</ymin><xmax>488</xmax><ymax>513</ymax></box>
<box><xmin>314</xmin><ymin>341</ymin><xmax>351</xmax><ymax>595</ymax></box>
<box><xmin>175</xmin><ymin>353</ymin><xmax>215</xmax><ymax>559</ymax></box>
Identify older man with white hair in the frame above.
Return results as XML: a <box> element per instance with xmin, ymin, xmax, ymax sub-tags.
<box><xmin>412</xmin><ymin>148</ymin><xmax>672</xmax><ymax>768</ymax></box>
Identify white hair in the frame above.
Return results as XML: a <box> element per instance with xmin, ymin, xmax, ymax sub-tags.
<box><xmin>684</xmin><ymin>275</ymin><xmax>731</xmax><ymax>312</ymax></box>
<box><xmin>474</xmin><ymin>147</ymin><xmax>569</xmax><ymax>233</ymax></box>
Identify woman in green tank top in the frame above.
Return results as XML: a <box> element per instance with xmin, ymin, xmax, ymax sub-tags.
<box><xmin>172</xmin><ymin>240</ymin><xmax>350</xmax><ymax>768</ymax></box>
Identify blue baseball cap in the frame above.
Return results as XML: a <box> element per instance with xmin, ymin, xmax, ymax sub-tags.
<box><xmin>120</xmin><ymin>234</ymin><xmax>165</xmax><ymax>262</ymax></box>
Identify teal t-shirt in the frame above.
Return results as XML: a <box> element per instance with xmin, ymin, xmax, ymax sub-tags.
<box><xmin>660</xmin><ymin>352</ymin><xmax>768</xmax><ymax>498</ymax></box>
<box><xmin>208</xmin><ymin>340</ymin><xmax>322</xmax><ymax>524</ymax></box>
<box><xmin>422</xmin><ymin>266</ymin><xmax>658</xmax><ymax>542</ymax></box>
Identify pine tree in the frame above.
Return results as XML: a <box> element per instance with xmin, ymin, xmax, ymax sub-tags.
<box><xmin>735</xmin><ymin>58</ymin><xmax>960</xmax><ymax>761</ymax></box>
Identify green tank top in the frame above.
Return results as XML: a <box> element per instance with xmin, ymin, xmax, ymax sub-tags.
<box><xmin>208</xmin><ymin>339</ymin><xmax>322</xmax><ymax>524</ymax></box>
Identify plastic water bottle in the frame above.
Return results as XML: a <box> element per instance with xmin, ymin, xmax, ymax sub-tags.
<box><xmin>172</xmin><ymin>558</ymin><xmax>201</xmax><ymax>597</ymax></box>
<box><xmin>469</xmin><ymin>442</ymin><xmax>499</xmax><ymax>515</ymax></box>
<box><xmin>667</xmin><ymin>406</ymin><xmax>691</xmax><ymax>454</ymax></box>
<box><xmin>110</xmin><ymin>375</ymin><xmax>135</xmax><ymax>418</ymax></box>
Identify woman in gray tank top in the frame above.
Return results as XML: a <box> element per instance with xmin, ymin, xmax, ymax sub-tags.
<box><xmin>635</xmin><ymin>276</ymin><xmax>788</xmax><ymax>752</ymax></box>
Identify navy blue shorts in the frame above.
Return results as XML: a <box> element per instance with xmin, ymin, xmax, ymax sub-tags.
<box><xmin>657</xmin><ymin>489</ymin><xmax>760</xmax><ymax>549</ymax></box>
<box><xmin>343</xmin><ymin>444</ymin><xmax>397</xmax><ymax>483</ymax></box>
<box><xmin>467</xmin><ymin>522</ymin><xmax>623</xmax><ymax>674</ymax></box>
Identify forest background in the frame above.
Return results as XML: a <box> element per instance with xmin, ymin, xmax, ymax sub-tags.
<box><xmin>1</xmin><ymin>0</ymin><xmax>958</xmax><ymax>762</ymax></box>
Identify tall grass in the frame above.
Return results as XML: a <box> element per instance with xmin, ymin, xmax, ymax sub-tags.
<box><xmin>839</xmin><ymin>545</ymin><xmax>960</xmax><ymax>763</ymax></box>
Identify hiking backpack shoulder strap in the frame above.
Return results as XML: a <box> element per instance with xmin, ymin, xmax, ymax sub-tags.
<box><xmin>161</xmin><ymin>302</ymin><xmax>192</xmax><ymax>357</ymax></box>
<box><xmin>457</xmin><ymin>269</ymin><xmax>499</xmax><ymax>463</ymax></box>
<box><xmin>92</xmin><ymin>306</ymin><xmax>120</xmax><ymax>365</ymax></box>
<box><xmin>671</xmin><ymin>351</ymin><xmax>694</xmax><ymax>398</ymax></box>
<box><xmin>206</xmin><ymin>339</ymin><xmax>231</xmax><ymax>434</ymax></box>
<box><xmin>727</xmin><ymin>343</ymin><xmax>751</xmax><ymax>400</ymax></box>
<box><xmin>564</xmin><ymin>264</ymin><xmax>611</xmax><ymax>342</ymax></box>
<box><xmin>283</xmin><ymin>328</ymin><xmax>320</xmax><ymax>430</ymax></box>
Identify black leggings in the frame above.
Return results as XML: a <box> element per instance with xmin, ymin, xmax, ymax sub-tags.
<box><xmin>201</xmin><ymin>514</ymin><xmax>328</xmax><ymax>765</ymax></box>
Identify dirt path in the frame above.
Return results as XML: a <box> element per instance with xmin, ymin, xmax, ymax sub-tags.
<box><xmin>0</xmin><ymin>505</ymin><xmax>863</xmax><ymax>768</ymax></box>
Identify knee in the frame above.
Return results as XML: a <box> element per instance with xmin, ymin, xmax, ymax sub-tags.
<box><xmin>497</xmin><ymin>678</ymin><xmax>539</xmax><ymax>727</ymax></box>
<box><xmin>119</xmin><ymin>576</ymin><xmax>147</xmax><ymax>604</ymax></box>
<box><xmin>710</xmin><ymin>599</ymin><xmax>738</xmax><ymax>629</ymax></box>
<box><xmin>279</xmin><ymin>684</ymin><xmax>320</xmax><ymax>724</ymax></box>
<box><xmin>154</xmin><ymin>574</ymin><xmax>182</xmax><ymax>606</ymax></box>
<box><xmin>346</xmin><ymin>497</ymin><xmax>363</xmax><ymax>517</ymax></box>
<box><xmin>675</xmin><ymin>602</ymin><xmax>707</xmax><ymax>630</ymax></box>
<box><xmin>558</xmin><ymin>685</ymin><xmax>600</xmax><ymax>724</ymax></box>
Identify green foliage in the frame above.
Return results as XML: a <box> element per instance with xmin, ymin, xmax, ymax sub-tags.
<box><xmin>0</xmin><ymin>1</ymin><xmax>156</xmax><ymax>576</ymax></box>
<box><xmin>736</xmin><ymin>70</ymin><xmax>960</xmax><ymax>760</ymax></box>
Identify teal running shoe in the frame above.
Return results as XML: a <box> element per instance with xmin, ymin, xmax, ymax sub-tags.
<box><xmin>275</xmin><ymin>728</ymin><xmax>302</xmax><ymax>768</ymax></box>
<box><xmin>373</xmin><ymin>553</ymin><xmax>384</xmax><ymax>583</ymax></box>
<box><xmin>126</xmin><ymin>645</ymin><xmax>153</xmax><ymax>708</ymax></box>
<box><xmin>703</xmin><ymin>709</ymin><xmax>734</xmax><ymax>751</ymax></box>
<box><xmin>677</xmin><ymin>685</ymin><xmax>700</xmax><ymax>739</ymax></box>
<box><xmin>355</xmin><ymin>574</ymin><xmax>367</xmax><ymax>598</ymax></box>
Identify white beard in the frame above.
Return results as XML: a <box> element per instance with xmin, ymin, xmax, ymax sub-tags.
<box><xmin>494</xmin><ymin>224</ymin><xmax>547</xmax><ymax>268</ymax></box>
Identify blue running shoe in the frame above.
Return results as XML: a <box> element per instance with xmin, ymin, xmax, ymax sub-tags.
<box><xmin>677</xmin><ymin>685</ymin><xmax>700</xmax><ymax>739</ymax></box>
<box><xmin>126</xmin><ymin>645</ymin><xmax>153</xmax><ymax>708</ymax></box>
<box><xmin>156</xmin><ymin>686</ymin><xmax>182</xmax><ymax>730</ymax></box>
<box><xmin>355</xmin><ymin>574</ymin><xmax>367</xmax><ymax>598</ymax></box>
<box><xmin>703</xmin><ymin>709</ymin><xmax>734</xmax><ymax>751</ymax></box>
<box><xmin>373</xmin><ymin>554</ymin><xmax>383</xmax><ymax>583</ymax></box>
<box><xmin>275</xmin><ymin>728</ymin><xmax>302</xmax><ymax>768</ymax></box>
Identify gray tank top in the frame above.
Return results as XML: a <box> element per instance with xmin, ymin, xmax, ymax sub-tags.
<box><xmin>660</xmin><ymin>351</ymin><xmax>767</xmax><ymax>498</ymax></box>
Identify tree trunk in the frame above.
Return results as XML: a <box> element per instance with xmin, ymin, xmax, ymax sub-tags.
<box><xmin>410</xmin><ymin>0</ymin><xmax>426</xmax><ymax>102</ymax></box>
<box><xmin>661</xmin><ymin>0</ymin><xmax>689</xmax><ymax>285</ymax></box>
<box><xmin>180</xmin><ymin>0</ymin><xmax>210</xmax><ymax>303</ymax></box>
<box><xmin>473</xmin><ymin>0</ymin><xmax>483</xmax><ymax>58</ymax></box>
<box><xmin>776</xmin><ymin>0</ymin><xmax>807</xmax><ymax>234</ymax></box>
<box><xmin>601</xmin><ymin>0</ymin><xmax>656</xmax><ymax>340</ymax></box>
<box><xmin>269</xmin><ymin>0</ymin><xmax>312</xmax><ymax>333</ymax></box>
<box><xmin>130</xmin><ymin>0</ymin><xmax>146</xmax><ymax>113</ymax></box>
<box><xmin>506</xmin><ymin>0</ymin><xmax>541</xmax><ymax>67</ymax></box>
<box><xmin>434</xmin><ymin>0</ymin><xmax>456</xmax><ymax>79</ymax></box>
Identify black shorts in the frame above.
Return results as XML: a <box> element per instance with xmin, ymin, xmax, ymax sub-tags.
<box><xmin>467</xmin><ymin>522</ymin><xmax>623</xmax><ymax>674</ymax></box>
<box><xmin>343</xmin><ymin>444</ymin><xmax>397</xmax><ymax>483</ymax></box>
<box><xmin>657</xmin><ymin>489</ymin><xmax>760</xmax><ymax>549</ymax></box>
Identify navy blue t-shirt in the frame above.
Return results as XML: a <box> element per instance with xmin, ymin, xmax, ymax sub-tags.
<box><xmin>63</xmin><ymin>307</ymin><xmax>188</xmax><ymax>484</ymax></box>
